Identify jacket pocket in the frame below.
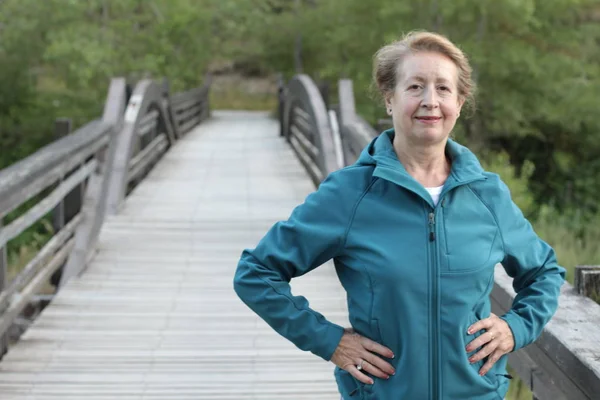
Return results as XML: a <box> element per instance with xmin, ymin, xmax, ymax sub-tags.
<box><xmin>441</xmin><ymin>192</ymin><xmax>498</xmax><ymax>273</ymax></box>
<box><xmin>335</xmin><ymin>367</ymin><xmax>376</xmax><ymax>399</ymax></box>
<box><xmin>465</xmin><ymin>313</ymin><xmax>496</xmax><ymax>387</ymax></box>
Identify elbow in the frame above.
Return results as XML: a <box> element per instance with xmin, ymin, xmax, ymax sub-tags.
<box><xmin>233</xmin><ymin>262</ymin><xmax>248</xmax><ymax>302</ymax></box>
<box><xmin>233</xmin><ymin>252</ymin><xmax>259</xmax><ymax>306</ymax></box>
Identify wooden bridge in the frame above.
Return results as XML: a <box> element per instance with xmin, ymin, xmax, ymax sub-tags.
<box><xmin>0</xmin><ymin>74</ymin><xmax>598</xmax><ymax>399</ymax></box>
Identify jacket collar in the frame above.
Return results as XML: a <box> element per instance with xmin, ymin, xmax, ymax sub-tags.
<box><xmin>361</xmin><ymin>129</ymin><xmax>486</xmax><ymax>206</ymax></box>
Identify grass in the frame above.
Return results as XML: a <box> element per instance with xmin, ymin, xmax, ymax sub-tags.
<box><xmin>210</xmin><ymin>89</ymin><xmax>277</xmax><ymax>111</ymax></box>
<box><xmin>505</xmin><ymin>366</ymin><xmax>533</xmax><ymax>400</ymax></box>
<box><xmin>533</xmin><ymin>210</ymin><xmax>600</xmax><ymax>287</ymax></box>
<box><xmin>209</xmin><ymin>73</ymin><xmax>278</xmax><ymax>112</ymax></box>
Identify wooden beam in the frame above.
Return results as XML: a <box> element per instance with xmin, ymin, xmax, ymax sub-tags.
<box><xmin>0</xmin><ymin>121</ymin><xmax>110</xmax><ymax>219</ymax></box>
<box><xmin>127</xmin><ymin>134</ymin><xmax>168</xmax><ymax>184</ymax></box>
<box><xmin>491</xmin><ymin>264</ymin><xmax>600</xmax><ymax>399</ymax></box>
<box><xmin>0</xmin><ymin>238</ymin><xmax>74</xmax><ymax>337</ymax></box>
<box><xmin>0</xmin><ymin>214</ymin><xmax>81</xmax><ymax>312</ymax></box>
<box><xmin>575</xmin><ymin>266</ymin><xmax>600</xmax><ymax>299</ymax></box>
<box><xmin>0</xmin><ymin>160</ymin><xmax>96</xmax><ymax>249</ymax></box>
<box><xmin>0</xmin><ymin>131</ymin><xmax>109</xmax><ymax>220</ymax></box>
<box><xmin>0</xmin><ymin>219</ymin><xmax>6</xmax><ymax>358</ymax></box>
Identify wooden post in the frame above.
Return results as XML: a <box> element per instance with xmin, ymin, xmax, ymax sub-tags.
<box><xmin>52</xmin><ymin>118</ymin><xmax>72</xmax><ymax>232</ymax></box>
<box><xmin>277</xmin><ymin>74</ymin><xmax>285</xmax><ymax>137</ymax></box>
<box><xmin>0</xmin><ymin>219</ymin><xmax>7</xmax><ymax>358</ymax></box>
<box><xmin>50</xmin><ymin>119</ymin><xmax>75</xmax><ymax>288</ymax></box>
<box><xmin>59</xmin><ymin>78</ymin><xmax>127</xmax><ymax>286</ymax></box>
<box><xmin>575</xmin><ymin>265</ymin><xmax>600</xmax><ymax>300</ymax></box>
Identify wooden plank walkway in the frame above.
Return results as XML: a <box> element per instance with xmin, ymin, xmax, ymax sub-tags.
<box><xmin>0</xmin><ymin>111</ymin><xmax>348</xmax><ymax>399</ymax></box>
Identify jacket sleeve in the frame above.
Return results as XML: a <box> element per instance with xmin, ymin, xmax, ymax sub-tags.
<box><xmin>493</xmin><ymin>179</ymin><xmax>566</xmax><ymax>352</ymax></box>
<box><xmin>233</xmin><ymin>171</ymin><xmax>358</xmax><ymax>361</ymax></box>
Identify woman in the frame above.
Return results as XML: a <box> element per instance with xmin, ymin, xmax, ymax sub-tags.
<box><xmin>233</xmin><ymin>31</ymin><xmax>565</xmax><ymax>400</ymax></box>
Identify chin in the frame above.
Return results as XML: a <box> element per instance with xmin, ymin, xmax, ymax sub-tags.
<box><xmin>412</xmin><ymin>130</ymin><xmax>448</xmax><ymax>145</ymax></box>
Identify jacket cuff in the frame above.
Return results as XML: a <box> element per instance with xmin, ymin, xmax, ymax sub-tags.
<box><xmin>500</xmin><ymin>310</ymin><xmax>526</xmax><ymax>352</ymax></box>
<box><xmin>311</xmin><ymin>323</ymin><xmax>345</xmax><ymax>361</ymax></box>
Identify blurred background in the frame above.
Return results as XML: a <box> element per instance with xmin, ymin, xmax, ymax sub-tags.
<box><xmin>1</xmin><ymin>1</ymin><xmax>599</xmax><ymax>398</ymax></box>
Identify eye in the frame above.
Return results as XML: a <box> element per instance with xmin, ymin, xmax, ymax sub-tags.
<box><xmin>408</xmin><ymin>84</ymin><xmax>421</xmax><ymax>90</ymax></box>
<box><xmin>438</xmin><ymin>86</ymin><xmax>450</xmax><ymax>92</ymax></box>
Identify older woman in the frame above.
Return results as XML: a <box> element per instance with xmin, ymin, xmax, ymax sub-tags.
<box><xmin>233</xmin><ymin>31</ymin><xmax>565</xmax><ymax>400</ymax></box>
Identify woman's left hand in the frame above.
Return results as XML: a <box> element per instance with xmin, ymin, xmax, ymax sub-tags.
<box><xmin>466</xmin><ymin>312</ymin><xmax>515</xmax><ymax>376</ymax></box>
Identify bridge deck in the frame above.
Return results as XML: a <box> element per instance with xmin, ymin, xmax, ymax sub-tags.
<box><xmin>0</xmin><ymin>111</ymin><xmax>348</xmax><ymax>399</ymax></box>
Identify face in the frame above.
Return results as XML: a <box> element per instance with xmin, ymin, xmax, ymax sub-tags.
<box><xmin>386</xmin><ymin>51</ymin><xmax>464</xmax><ymax>146</ymax></box>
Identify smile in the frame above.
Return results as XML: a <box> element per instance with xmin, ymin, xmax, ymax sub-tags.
<box><xmin>416</xmin><ymin>117</ymin><xmax>442</xmax><ymax>124</ymax></box>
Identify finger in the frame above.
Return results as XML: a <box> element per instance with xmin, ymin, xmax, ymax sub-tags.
<box><xmin>361</xmin><ymin>360</ymin><xmax>389</xmax><ymax>380</ymax></box>
<box><xmin>347</xmin><ymin>365</ymin><xmax>374</xmax><ymax>385</ymax></box>
<box><xmin>466</xmin><ymin>330</ymin><xmax>496</xmax><ymax>353</ymax></box>
<box><xmin>467</xmin><ymin>316</ymin><xmax>493</xmax><ymax>335</ymax></box>
<box><xmin>468</xmin><ymin>338</ymin><xmax>498</xmax><ymax>364</ymax></box>
<box><xmin>363</xmin><ymin>352</ymin><xmax>396</xmax><ymax>376</ymax></box>
<box><xmin>478</xmin><ymin>349</ymin><xmax>503</xmax><ymax>376</ymax></box>
<box><xmin>361</xmin><ymin>337</ymin><xmax>395</xmax><ymax>359</ymax></box>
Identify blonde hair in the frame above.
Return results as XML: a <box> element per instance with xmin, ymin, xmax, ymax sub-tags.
<box><xmin>372</xmin><ymin>31</ymin><xmax>476</xmax><ymax>111</ymax></box>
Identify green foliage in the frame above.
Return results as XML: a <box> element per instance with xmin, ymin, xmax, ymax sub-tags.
<box><xmin>223</xmin><ymin>0</ymin><xmax>600</xmax><ymax>215</ymax></box>
<box><xmin>482</xmin><ymin>151</ymin><xmax>600</xmax><ymax>286</ymax></box>
<box><xmin>0</xmin><ymin>0</ymin><xmax>217</xmax><ymax>170</ymax></box>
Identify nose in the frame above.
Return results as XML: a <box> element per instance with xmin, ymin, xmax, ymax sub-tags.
<box><xmin>421</xmin><ymin>86</ymin><xmax>439</xmax><ymax>109</ymax></box>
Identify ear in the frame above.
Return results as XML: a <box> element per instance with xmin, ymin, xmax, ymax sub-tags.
<box><xmin>385</xmin><ymin>97</ymin><xmax>393</xmax><ymax>115</ymax></box>
<box><xmin>457</xmin><ymin>97</ymin><xmax>465</xmax><ymax>116</ymax></box>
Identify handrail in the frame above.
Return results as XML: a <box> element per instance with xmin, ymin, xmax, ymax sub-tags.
<box><xmin>58</xmin><ymin>78</ymin><xmax>128</xmax><ymax>285</ymax></box>
<box><xmin>336</xmin><ymin>79</ymin><xmax>378</xmax><ymax>165</ymax></box>
<box><xmin>170</xmin><ymin>74</ymin><xmax>212</xmax><ymax>137</ymax></box>
<box><xmin>336</xmin><ymin>77</ymin><xmax>600</xmax><ymax>400</ymax></box>
<box><xmin>492</xmin><ymin>267</ymin><xmax>600</xmax><ymax>399</ymax></box>
<box><xmin>0</xmin><ymin>75</ymin><xmax>212</xmax><ymax>359</ymax></box>
<box><xmin>0</xmin><ymin>78</ymin><xmax>125</xmax><ymax>356</ymax></box>
<box><xmin>104</xmin><ymin>79</ymin><xmax>176</xmax><ymax>216</ymax></box>
<box><xmin>281</xmin><ymin>74</ymin><xmax>339</xmax><ymax>185</ymax></box>
<box><xmin>0</xmin><ymin>120</ymin><xmax>111</xmax><ymax>220</ymax></box>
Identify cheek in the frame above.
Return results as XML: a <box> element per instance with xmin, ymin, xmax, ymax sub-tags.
<box><xmin>442</xmin><ymin>103</ymin><xmax>460</xmax><ymax>120</ymax></box>
<box><xmin>399</xmin><ymin>100</ymin><xmax>419</xmax><ymax>119</ymax></box>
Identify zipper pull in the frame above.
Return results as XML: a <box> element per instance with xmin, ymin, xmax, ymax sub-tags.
<box><xmin>428</xmin><ymin>212</ymin><xmax>436</xmax><ymax>242</ymax></box>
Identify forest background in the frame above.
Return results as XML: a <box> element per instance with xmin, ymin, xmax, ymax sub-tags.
<box><xmin>1</xmin><ymin>1</ymin><xmax>599</xmax><ymax>398</ymax></box>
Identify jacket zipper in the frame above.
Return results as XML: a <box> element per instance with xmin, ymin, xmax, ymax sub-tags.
<box><xmin>371</xmin><ymin>170</ymin><xmax>487</xmax><ymax>399</ymax></box>
<box><xmin>428</xmin><ymin>210</ymin><xmax>439</xmax><ymax>400</ymax></box>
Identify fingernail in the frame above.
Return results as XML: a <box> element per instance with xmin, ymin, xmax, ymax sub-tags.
<box><xmin>385</xmin><ymin>375</ymin><xmax>390</xmax><ymax>380</ymax></box>
<box><xmin>465</xmin><ymin>346</ymin><xmax>470</xmax><ymax>352</ymax></box>
<box><xmin>467</xmin><ymin>328</ymin><xmax>473</xmax><ymax>334</ymax></box>
<box><xmin>369</xmin><ymin>379</ymin><xmax>374</xmax><ymax>385</ymax></box>
<box><xmin>392</xmin><ymin>354</ymin><xmax>395</xmax><ymax>359</ymax></box>
<box><xmin>469</xmin><ymin>357</ymin><xmax>474</xmax><ymax>363</ymax></box>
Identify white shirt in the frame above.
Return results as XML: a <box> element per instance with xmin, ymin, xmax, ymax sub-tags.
<box><xmin>426</xmin><ymin>185</ymin><xmax>444</xmax><ymax>206</ymax></box>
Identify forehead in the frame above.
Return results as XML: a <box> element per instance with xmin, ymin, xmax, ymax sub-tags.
<box><xmin>397</xmin><ymin>51</ymin><xmax>458</xmax><ymax>84</ymax></box>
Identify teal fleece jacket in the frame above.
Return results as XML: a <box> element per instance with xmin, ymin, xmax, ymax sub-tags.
<box><xmin>233</xmin><ymin>130</ymin><xmax>565</xmax><ymax>400</ymax></box>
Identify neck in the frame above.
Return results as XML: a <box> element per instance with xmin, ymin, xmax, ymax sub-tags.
<box><xmin>392</xmin><ymin>134</ymin><xmax>450</xmax><ymax>187</ymax></box>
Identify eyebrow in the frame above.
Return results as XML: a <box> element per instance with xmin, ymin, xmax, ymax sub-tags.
<box><xmin>407</xmin><ymin>76</ymin><xmax>452</xmax><ymax>85</ymax></box>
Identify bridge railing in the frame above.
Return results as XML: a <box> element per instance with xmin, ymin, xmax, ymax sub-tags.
<box><xmin>278</xmin><ymin>74</ymin><xmax>342</xmax><ymax>186</ymax></box>
<box><xmin>0</xmin><ymin>75</ymin><xmax>211</xmax><ymax>358</ymax></box>
<box><xmin>282</xmin><ymin>73</ymin><xmax>600</xmax><ymax>400</ymax></box>
<box><xmin>334</xmin><ymin>79</ymin><xmax>379</xmax><ymax>164</ymax></box>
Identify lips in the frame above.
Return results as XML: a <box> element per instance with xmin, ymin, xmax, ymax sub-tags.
<box><xmin>415</xmin><ymin>116</ymin><xmax>442</xmax><ymax>124</ymax></box>
<box><xmin>416</xmin><ymin>116</ymin><xmax>441</xmax><ymax>120</ymax></box>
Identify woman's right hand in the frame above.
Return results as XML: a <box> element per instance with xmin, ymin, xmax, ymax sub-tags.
<box><xmin>330</xmin><ymin>328</ymin><xmax>396</xmax><ymax>385</ymax></box>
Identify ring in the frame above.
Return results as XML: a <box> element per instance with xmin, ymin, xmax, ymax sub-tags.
<box><xmin>356</xmin><ymin>360</ymin><xmax>364</xmax><ymax>371</ymax></box>
<box><xmin>490</xmin><ymin>332</ymin><xmax>495</xmax><ymax>340</ymax></box>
